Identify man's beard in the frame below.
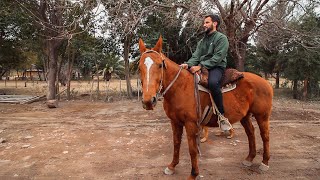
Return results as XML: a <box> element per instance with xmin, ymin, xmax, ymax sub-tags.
<box><xmin>205</xmin><ymin>26</ymin><xmax>213</xmax><ymax>34</ymax></box>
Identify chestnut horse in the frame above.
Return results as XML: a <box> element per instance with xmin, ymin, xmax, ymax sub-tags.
<box><xmin>138</xmin><ymin>36</ymin><xmax>273</xmax><ymax>180</ymax></box>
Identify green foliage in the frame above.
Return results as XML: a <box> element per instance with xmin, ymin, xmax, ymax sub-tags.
<box><xmin>0</xmin><ymin>0</ymin><xmax>39</xmax><ymax>76</ymax></box>
<box><xmin>244</xmin><ymin>45</ymin><xmax>262</xmax><ymax>76</ymax></box>
<box><xmin>0</xmin><ymin>43</ymin><xmax>25</xmax><ymax>76</ymax></box>
<box><xmin>282</xmin><ymin>10</ymin><xmax>320</xmax><ymax>99</ymax></box>
<box><xmin>248</xmin><ymin>2</ymin><xmax>320</xmax><ymax>99</ymax></box>
<box><xmin>70</xmin><ymin>32</ymin><xmax>124</xmax><ymax>79</ymax></box>
<box><xmin>103</xmin><ymin>53</ymin><xmax>125</xmax><ymax>79</ymax></box>
<box><xmin>136</xmin><ymin>5</ymin><xmax>202</xmax><ymax>64</ymax></box>
<box><xmin>284</xmin><ymin>12</ymin><xmax>320</xmax><ymax>77</ymax></box>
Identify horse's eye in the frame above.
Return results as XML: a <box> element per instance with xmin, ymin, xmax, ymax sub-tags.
<box><xmin>158</xmin><ymin>64</ymin><xmax>163</xmax><ymax>68</ymax></box>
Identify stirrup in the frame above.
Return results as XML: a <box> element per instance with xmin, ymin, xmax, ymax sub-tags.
<box><xmin>218</xmin><ymin>114</ymin><xmax>232</xmax><ymax>131</ymax></box>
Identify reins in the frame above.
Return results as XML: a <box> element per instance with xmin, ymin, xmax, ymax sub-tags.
<box><xmin>161</xmin><ymin>67</ymin><xmax>182</xmax><ymax>96</ymax></box>
<box><xmin>194</xmin><ymin>74</ymin><xmax>202</xmax><ymax>156</ymax></box>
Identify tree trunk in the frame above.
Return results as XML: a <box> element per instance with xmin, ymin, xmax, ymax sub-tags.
<box><xmin>95</xmin><ymin>59</ymin><xmax>100</xmax><ymax>100</ymax></box>
<box><xmin>231</xmin><ymin>49</ymin><xmax>245</xmax><ymax>71</ymax></box>
<box><xmin>293</xmin><ymin>79</ymin><xmax>298</xmax><ymax>99</ymax></box>
<box><xmin>123</xmin><ymin>35</ymin><xmax>133</xmax><ymax>98</ymax></box>
<box><xmin>66</xmin><ymin>47</ymin><xmax>75</xmax><ymax>100</ymax></box>
<box><xmin>0</xmin><ymin>70</ymin><xmax>7</xmax><ymax>78</ymax></box>
<box><xmin>56</xmin><ymin>56</ymin><xmax>63</xmax><ymax>100</ymax></box>
<box><xmin>42</xmin><ymin>43</ymin><xmax>49</xmax><ymax>82</ymax></box>
<box><xmin>47</xmin><ymin>43</ymin><xmax>58</xmax><ymax>100</ymax></box>
<box><xmin>275</xmin><ymin>71</ymin><xmax>280</xmax><ymax>89</ymax></box>
<box><xmin>44</xmin><ymin>28</ymin><xmax>64</xmax><ymax>102</ymax></box>
<box><xmin>302</xmin><ymin>78</ymin><xmax>308</xmax><ymax>101</ymax></box>
<box><xmin>228</xmin><ymin>38</ymin><xmax>246</xmax><ymax>71</ymax></box>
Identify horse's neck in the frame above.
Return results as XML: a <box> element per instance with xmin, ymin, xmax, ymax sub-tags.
<box><xmin>162</xmin><ymin>59</ymin><xmax>193</xmax><ymax>97</ymax></box>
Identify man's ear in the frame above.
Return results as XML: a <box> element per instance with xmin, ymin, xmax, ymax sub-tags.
<box><xmin>139</xmin><ymin>38</ymin><xmax>146</xmax><ymax>54</ymax></box>
<box><xmin>213</xmin><ymin>22</ymin><xmax>218</xmax><ymax>28</ymax></box>
<box><xmin>153</xmin><ymin>35</ymin><xmax>163</xmax><ymax>53</ymax></box>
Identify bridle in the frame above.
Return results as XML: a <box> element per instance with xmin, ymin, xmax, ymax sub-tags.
<box><xmin>141</xmin><ymin>50</ymin><xmax>183</xmax><ymax>97</ymax></box>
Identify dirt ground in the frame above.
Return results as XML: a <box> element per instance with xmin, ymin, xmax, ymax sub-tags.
<box><xmin>0</xmin><ymin>89</ymin><xmax>320</xmax><ymax>179</ymax></box>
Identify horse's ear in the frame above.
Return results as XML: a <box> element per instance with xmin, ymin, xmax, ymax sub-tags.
<box><xmin>139</xmin><ymin>38</ymin><xmax>146</xmax><ymax>54</ymax></box>
<box><xmin>153</xmin><ymin>35</ymin><xmax>163</xmax><ymax>53</ymax></box>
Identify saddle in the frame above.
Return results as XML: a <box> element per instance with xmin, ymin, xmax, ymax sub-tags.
<box><xmin>196</xmin><ymin>68</ymin><xmax>244</xmax><ymax>126</ymax></box>
<box><xmin>197</xmin><ymin>67</ymin><xmax>244</xmax><ymax>88</ymax></box>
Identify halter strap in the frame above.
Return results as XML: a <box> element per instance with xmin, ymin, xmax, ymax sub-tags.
<box><xmin>141</xmin><ymin>49</ymin><xmax>164</xmax><ymax>59</ymax></box>
<box><xmin>141</xmin><ymin>50</ymin><xmax>182</xmax><ymax>97</ymax></box>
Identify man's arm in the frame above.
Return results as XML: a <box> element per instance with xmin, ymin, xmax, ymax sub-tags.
<box><xmin>200</xmin><ymin>35</ymin><xmax>229</xmax><ymax>69</ymax></box>
<box><xmin>185</xmin><ymin>40</ymin><xmax>202</xmax><ymax>68</ymax></box>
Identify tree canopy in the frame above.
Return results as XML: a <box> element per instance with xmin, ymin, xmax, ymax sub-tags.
<box><xmin>1</xmin><ymin>0</ymin><xmax>319</xmax><ymax>100</ymax></box>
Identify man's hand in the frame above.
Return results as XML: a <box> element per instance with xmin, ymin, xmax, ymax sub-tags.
<box><xmin>190</xmin><ymin>65</ymin><xmax>201</xmax><ymax>74</ymax></box>
<box><xmin>180</xmin><ymin>63</ymin><xmax>188</xmax><ymax>69</ymax></box>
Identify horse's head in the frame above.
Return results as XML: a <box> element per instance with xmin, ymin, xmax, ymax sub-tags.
<box><xmin>138</xmin><ymin>36</ymin><xmax>165</xmax><ymax>110</ymax></box>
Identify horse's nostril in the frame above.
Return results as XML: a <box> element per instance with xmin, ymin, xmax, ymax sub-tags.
<box><xmin>151</xmin><ymin>96</ymin><xmax>157</xmax><ymax>105</ymax></box>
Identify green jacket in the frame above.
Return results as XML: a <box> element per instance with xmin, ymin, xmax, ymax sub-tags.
<box><xmin>186</xmin><ymin>31</ymin><xmax>229</xmax><ymax>69</ymax></box>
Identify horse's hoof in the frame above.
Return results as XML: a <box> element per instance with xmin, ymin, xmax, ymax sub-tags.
<box><xmin>227</xmin><ymin>129</ymin><xmax>234</xmax><ymax>139</ymax></box>
<box><xmin>200</xmin><ymin>137</ymin><xmax>207</xmax><ymax>143</ymax></box>
<box><xmin>215</xmin><ymin>131</ymin><xmax>224</xmax><ymax>136</ymax></box>
<box><xmin>242</xmin><ymin>160</ymin><xmax>253</xmax><ymax>167</ymax></box>
<box><xmin>259</xmin><ymin>162</ymin><xmax>269</xmax><ymax>171</ymax></box>
<box><xmin>187</xmin><ymin>175</ymin><xmax>199</xmax><ymax>180</ymax></box>
<box><xmin>164</xmin><ymin>167</ymin><xmax>175</xmax><ymax>175</ymax></box>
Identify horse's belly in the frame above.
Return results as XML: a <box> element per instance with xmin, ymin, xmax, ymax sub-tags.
<box><xmin>206</xmin><ymin>115</ymin><xmax>219</xmax><ymax>127</ymax></box>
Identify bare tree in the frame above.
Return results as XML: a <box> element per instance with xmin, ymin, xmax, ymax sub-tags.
<box><xmin>101</xmin><ymin>0</ymin><xmax>207</xmax><ymax>98</ymax></box>
<box><xmin>255</xmin><ymin>0</ymin><xmax>320</xmax><ymax>99</ymax></box>
<box><xmin>16</xmin><ymin>0</ymin><xmax>97</xmax><ymax>105</ymax></box>
<box><xmin>206</xmin><ymin>0</ymin><xmax>276</xmax><ymax>71</ymax></box>
<box><xmin>102</xmin><ymin>0</ymin><xmax>156</xmax><ymax>98</ymax></box>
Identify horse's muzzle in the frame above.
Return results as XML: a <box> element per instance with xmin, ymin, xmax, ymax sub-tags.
<box><xmin>142</xmin><ymin>96</ymin><xmax>157</xmax><ymax>110</ymax></box>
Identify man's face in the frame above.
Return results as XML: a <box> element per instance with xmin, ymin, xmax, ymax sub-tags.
<box><xmin>203</xmin><ymin>17</ymin><xmax>217</xmax><ymax>34</ymax></box>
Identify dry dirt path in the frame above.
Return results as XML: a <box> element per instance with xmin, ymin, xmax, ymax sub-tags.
<box><xmin>0</xmin><ymin>97</ymin><xmax>319</xmax><ymax>180</ymax></box>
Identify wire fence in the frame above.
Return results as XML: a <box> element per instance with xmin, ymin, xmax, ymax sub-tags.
<box><xmin>0</xmin><ymin>78</ymin><xmax>142</xmax><ymax>101</ymax></box>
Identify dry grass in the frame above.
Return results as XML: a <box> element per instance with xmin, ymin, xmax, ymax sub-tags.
<box><xmin>0</xmin><ymin>79</ymin><xmax>141</xmax><ymax>100</ymax></box>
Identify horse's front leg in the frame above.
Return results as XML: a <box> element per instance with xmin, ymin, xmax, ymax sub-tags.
<box><xmin>185</xmin><ymin>121</ymin><xmax>200</xmax><ymax>180</ymax></box>
<box><xmin>164</xmin><ymin>121</ymin><xmax>183</xmax><ymax>175</ymax></box>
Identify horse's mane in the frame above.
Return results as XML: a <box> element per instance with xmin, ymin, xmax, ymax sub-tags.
<box><xmin>161</xmin><ymin>53</ymin><xmax>193</xmax><ymax>78</ymax></box>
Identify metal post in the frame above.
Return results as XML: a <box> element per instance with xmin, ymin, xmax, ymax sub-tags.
<box><xmin>119</xmin><ymin>79</ymin><xmax>122</xmax><ymax>98</ymax></box>
<box><xmin>137</xmin><ymin>78</ymin><xmax>140</xmax><ymax>101</ymax></box>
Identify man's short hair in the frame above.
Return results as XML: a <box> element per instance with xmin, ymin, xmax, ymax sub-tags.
<box><xmin>204</xmin><ymin>14</ymin><xmax>221</xmax><ymax>28</ymax></box>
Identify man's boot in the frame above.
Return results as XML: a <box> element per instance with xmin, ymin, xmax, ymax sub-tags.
<box><xmin>218</xmin><ymin>114</ymin><xmax>232</xmax><ymax>131</ymax></box>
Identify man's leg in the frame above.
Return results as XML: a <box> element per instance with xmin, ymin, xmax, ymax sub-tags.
<box><xmin>208</xmin><ymin>67</ymin><xmax>232</xmax><ymax>131</ymax></box>
<box><xmin>208</xmin><ymin>67</ymin><xmax>224</xmax><ymax>114</ymax></box>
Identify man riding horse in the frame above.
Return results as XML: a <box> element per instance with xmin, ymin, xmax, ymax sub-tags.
<box><xmin>181</xmin><ymin>14</ymin><xmax>232</xmax><ymax>131</ymax></box>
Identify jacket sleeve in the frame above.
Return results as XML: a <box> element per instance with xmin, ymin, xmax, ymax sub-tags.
<box><xmin>185</xmin><ymin>40</ymin><xmax>202</xmax><ymax>67</ymax></box>
<box><xmin>200</xmin><ymin>35</ymin><xmax>229</xmax><ymax>69</ymax></box>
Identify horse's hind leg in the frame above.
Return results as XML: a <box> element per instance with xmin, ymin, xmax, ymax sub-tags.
<box><xmin>164</xmin><ymin>121</ymin><xmax>183</xmax><ymax>175</ymax></box>
<box><xmin>240</xmin><ymin>114</ymin><xmax>256</xmax><ymax>167</ymax></box>
<box><xmin>227</xmin><ymin>128</ymin><xmax>235</xmax><ymax>139</ymax></box>
<box><xmin>255</xmin><ymin>113</ymin><xmax>270</xmax><ymax>171</ymax></box>
<box><xmin>200</xmin><ymin>126</ymin><xmax>208</xmax><ymax>143</ymax></box>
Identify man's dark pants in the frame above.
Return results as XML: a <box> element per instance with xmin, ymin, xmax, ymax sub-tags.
<box><xmin>208</xmin><ymin>67</ymin><xmax>225</xmax><ymax>114</ymax></box>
